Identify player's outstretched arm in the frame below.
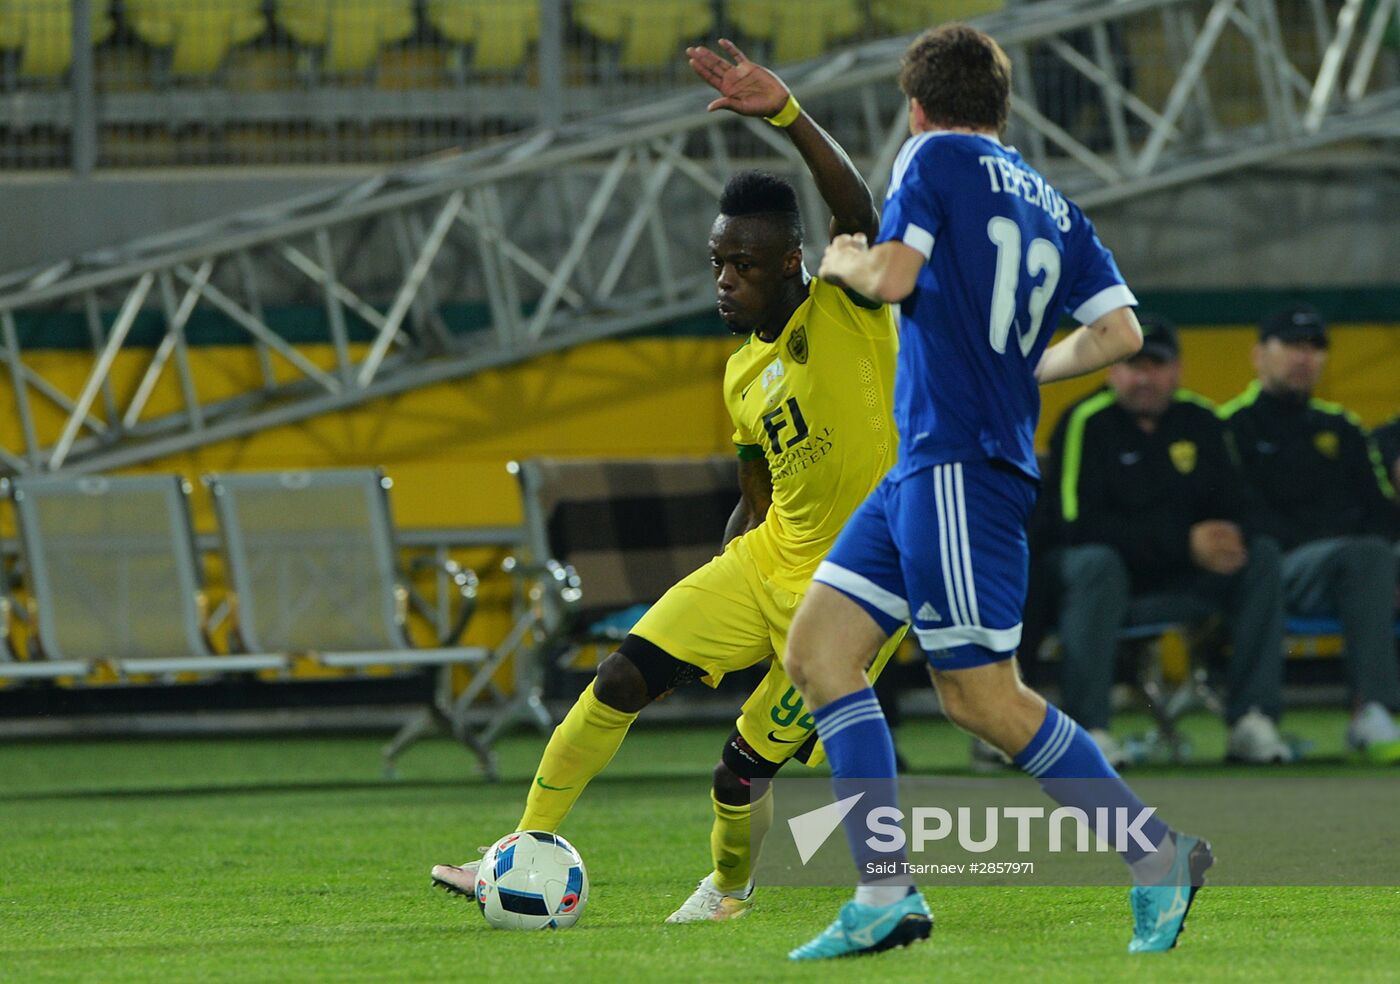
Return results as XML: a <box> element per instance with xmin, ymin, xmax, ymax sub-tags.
<box><xmin>686</xmin><ymin>40</ymin><xmax>877</xmax><ymax>241</ymax></box>
<box><xmin>1034</xmin><ymin>307</ymin><xmax>1144</xmax><ymax>385</ymax></box>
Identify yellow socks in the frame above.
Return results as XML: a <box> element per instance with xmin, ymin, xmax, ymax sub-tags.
<box><xmin>517</xmin><ymin>680</ymin><xmax>639</xmax><ymax>832</ymax></box>
<box><xmin>709</xmin><ymin>785</ymin><xmax>773</xmax><ymax>894</ymax></box>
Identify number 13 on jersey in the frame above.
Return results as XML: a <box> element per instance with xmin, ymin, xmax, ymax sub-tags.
<box><xmin>986</xmin><ymin>216</ymin><xmax>1061</xmax><ymax>357</ymax></box>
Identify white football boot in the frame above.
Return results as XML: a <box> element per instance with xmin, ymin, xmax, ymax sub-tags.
<box><xmin>431</xmin><ymin>856</ymin><xmax>484</xmax><ymax>898</ymax></box>
<box><xmin>665</xmin><ymin>874</ymin><xmax>754</xmax><ymax>923</ymax></box>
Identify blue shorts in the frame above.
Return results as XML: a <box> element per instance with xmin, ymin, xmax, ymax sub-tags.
<box><xmin>814</xmin><ymin>459</ymin><xmax>1037</xmax><ymax>670</ymax></box>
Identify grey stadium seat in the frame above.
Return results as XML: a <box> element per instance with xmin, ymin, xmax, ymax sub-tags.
<box><xmin>2</xmin><ymin>474</ymin><xmax>283</xmax><ymax>680</ymax></box>
<box><xmin>205</xmin><ymin>468</ymin><xmax>502</xmax><ymax>776</ymax></box>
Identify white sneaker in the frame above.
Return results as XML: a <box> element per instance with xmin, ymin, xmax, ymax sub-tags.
<box><xmin>1347</xmin><ymin>701</ymin><xmax>1400</xmax><ymax>756</ymax></box>
<box><xmin>431</xmin><ymin>858</ymin><xmax>483</xmax><ymax>898</ymax></box>
<box><xmin>1089</xmin><ymin>728</ymin><xmax>1130</xmax><ymax>770</ymax></box>
<box><xmin>1226</xmin><ymin>708</ymin><xmax>1293</xmax><ymax>763</ymax></box>
<box><xmin>664</xmin><ymin>874</ymin><xmax>753</xmax><ymax>923</ymax></box>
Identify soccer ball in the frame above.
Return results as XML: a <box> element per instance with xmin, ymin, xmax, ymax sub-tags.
<box><xmin>475</xmin><ymin>830</ymin><xmax>589</xmax><ymax>930</ymax></box>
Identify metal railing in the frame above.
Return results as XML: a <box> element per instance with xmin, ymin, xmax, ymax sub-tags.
<box><xmin>0</xmin><ymin>0</ymin><xmax>1397</xmax><ymax>477</ymax></box>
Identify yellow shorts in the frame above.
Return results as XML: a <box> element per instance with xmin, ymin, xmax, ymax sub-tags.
<box><xmin>631</xmin><ymin>535</ymin><xmax>905</xmax><ymax>769</ymax></box>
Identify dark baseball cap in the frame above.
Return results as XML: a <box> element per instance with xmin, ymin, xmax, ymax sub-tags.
<box><xmin>1134</xmin><ymin>312</ymin><xmax>1179</xmax><ymax>362</ymax></box>
<box><xmin>1260</xmin><ymin>304</ymin><xmax>1328</xmax><ymax>348</ymax></box>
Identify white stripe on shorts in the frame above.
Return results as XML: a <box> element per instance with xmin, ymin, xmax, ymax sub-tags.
<box><xmin>813</xmin><ymin>561</ymin><xmax>911</xmax><ymax>624</ymax></box>
<box><xmin>953</xmin><ymin>463</ymin><xmax>981</xmax><ymax>626</ymax></box>
<box><xmin>933</xmin><ymin>465</ymin><xmax>967</xmax><ymax>626</ymax></box>
<box><xmin>914</xmin><ymin>622</ymin><xmax>1023</xmax><ymax>655</ymax></box>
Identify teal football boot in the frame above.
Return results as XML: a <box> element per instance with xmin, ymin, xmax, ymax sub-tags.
<box><xmin>1129</xmin><ymin>833</ymin><xmax>1214</xmax><ymax>953</ymax></box>
<box><xmin>788</xmin><ymin>891</ymin><xmax>932</xmax><ymax>961</ymax></box>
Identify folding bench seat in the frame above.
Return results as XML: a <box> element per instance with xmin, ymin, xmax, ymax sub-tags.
<box><xmin>453</xmin><ymin>455</ymin><xmax>738</xmax><ymax>726</ymax></box>
<box><xmin>725</xmin><ymin>0</ymin><xmax>862</xmax><ymax>64</ymax></box>
<box><xmin>3</xmin><ymin>474</ymin><xmax>282</xmax><ymax>683</ymax></box>
<box><xmin>869</xmin><ymin>0</ymin><xmax>1004</xmax><ymax>35</ymax></box>
<box><xmin>426</xmin><ymin>0</ymin><xmax>538</xmax><ymax>73</ymax></box>
<box><xmin>125</xmin><ymin>0</ymin><xmax>265</xmax><ymax>77</ymax></box>
<box><xmin>0</xmin><ymin>0</ymin><xmax>112</xmax><ymax>80</ymax></box>
<box><xmin>275</xmin><ymin>0</ymin><xmax>415</xmax><ymax>75</ymax></box>
<box><xmin>574</xmin><ymin>0</ymin><xmax>713</xmax><ymax>71</ymax></box>
<box><xmin>205</xmin><ymin>468</ymin><xmax>498</xmax><ymax>776</ymax></box>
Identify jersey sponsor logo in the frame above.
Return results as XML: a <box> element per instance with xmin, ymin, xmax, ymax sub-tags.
<box><xmin>771</xmin><ymin>431</ymin><xmax>835</xmax><ymax>481</ymax></box>
<box><xmin>762</xmin><ymin>397</ymin><xmax>811</xmax><ymax>454</ymax></box>
<box><xmin>766</xmin><ymin>729</ymin><xmax>807</xmax><ymax>745</ymax></box>
<box><xmin>915</xmin><ymin>602</ymin><xmax>942</xmax><ymax>623</ymax></box>
<box><xmin>1169</xmin><ymin>440</ymin><xmax>1197</xmax><ymax>474</ymax></box>
<box><xmin>1314</xmin><ymin>431</ymin><xmax>1340</xmax><ymax>458</ymax></box>
<box><xmin>787</xmin><ymin>325</ymin><xmax>809</xmax><ymax>364</ymax></box>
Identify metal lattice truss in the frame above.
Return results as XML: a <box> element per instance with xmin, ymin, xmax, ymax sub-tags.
<box><xmin>2</xmin><ymin>0</ymin><xmax>1398</xmax><ymax>476</ymax></box>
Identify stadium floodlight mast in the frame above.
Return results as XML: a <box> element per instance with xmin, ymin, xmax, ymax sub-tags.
<box><xmin>1</xmin><ymin>0</ymin><xmax>1398</xmax><ymax>476</ymax></box>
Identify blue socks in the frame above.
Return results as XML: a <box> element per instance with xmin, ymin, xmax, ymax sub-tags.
<box><xmin>1014</xmin><ymin>703</ymin><xmax>1170</xmax><ymax>864</ymax></box>
<box><xmin>810</xmin><ymin>688</ymin><xmax>910</xmax><ymax>899</ymax></box>
<box><xmin>815</xmin><ymin>690</ymin><xmax>1169</xmax><ymax>888</ymax></box>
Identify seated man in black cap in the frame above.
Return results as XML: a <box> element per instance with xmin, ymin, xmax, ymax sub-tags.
<box><xmin>1220</xmin><ymin>304</ymin><xmax>1400</xmax><ymax>762</ymax></box>
<box><xmin>1041</xmin><ymin>315</ymin><xmax>1291</xmax><ymax>765</ymax></box>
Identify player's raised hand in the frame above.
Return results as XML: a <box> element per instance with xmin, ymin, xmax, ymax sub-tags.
<box><xmin>686</xmin><ymin>39</ymin><xmax>790</xmax><ymax>118</ymax></box>
<box><xmin>818</xmin><ymin>233</ymin><xmax>868</xmax><ymax>285</ymax></box>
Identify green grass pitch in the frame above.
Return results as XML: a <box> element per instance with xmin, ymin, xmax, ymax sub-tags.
<box><xmin>3</xmin><ymin>709</ymin><xmax>1398</xmax><ymax>983</ymax></box>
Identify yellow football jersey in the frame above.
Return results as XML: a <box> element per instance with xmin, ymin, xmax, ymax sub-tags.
<box><xmin>724</xmin><ymin>276</ymin><xmax>899</xmax><ymax>591</ymax></box>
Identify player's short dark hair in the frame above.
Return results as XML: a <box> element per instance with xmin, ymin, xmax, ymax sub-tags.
<box><xmin>718</xmin><ymin>170</ymin><xmax>803</xmax><ymax>249</ymax></box>
<box><xmin>900</xmin><ymin>23</ymin><xmax>1011</xmax><ymax>134</ymax></box>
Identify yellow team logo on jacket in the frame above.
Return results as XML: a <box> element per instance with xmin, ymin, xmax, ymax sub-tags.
<box><xmin>1169</xmin><ymin>440</ymin><xmax>1197</xmax><ymax>474</ymax></box>
<box><xmin>1314</xmin><ymin>431</ymin><xmax>1340</xmax><ymax>459</ymax></box>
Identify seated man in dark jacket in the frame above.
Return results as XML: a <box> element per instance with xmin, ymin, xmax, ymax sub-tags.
<box><xmin>1220</xmin><ymin>305</ymin><xmax>1400</xmax><ymax>762</ymax></box>
<box><xmin>1043</xmin><ymin>316</ymin><xmax>1290</xmax><ymax>765</ymax></box>
<box><xmin>1375</xmin><ymin>414</ymin><xmax>1400</xmax><ymax>505</ymax></box>
<box><xmin>1371</xmin><ymin>415</ymin><xmax>1400</xmax><ymax>583</ymax></box>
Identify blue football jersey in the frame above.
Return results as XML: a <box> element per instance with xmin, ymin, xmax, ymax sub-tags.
<box><xmin>877</xmin><ymin>132</ymin><xmax>1136</xmax><ymax>481</ymax></box>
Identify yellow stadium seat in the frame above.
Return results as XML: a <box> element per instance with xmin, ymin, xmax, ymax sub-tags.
<box><xmin>276</xmin><ymin>0</ymin><xmax>415</xmax><ymax>75</ymax></box>
<box><xmin>125</xmin><ymin>0</ymin><xmax>264</xmax><ymax>77</ymax></box>
<box><xmin>870</xmin><ymin>0</ymin><xmax>1005</xmax><ymax>35</ymax></box>
<box><xmin>725</xmin><ymin>0</ymin><xmax>862</xmax><ymax>64</ymax></box>
<box><xmin>574</xmin><ymin>0</ymin><xmax>712</xmax><ymax>71</ymax></box>
<box><xmin>427</xmin><ymin>0</ymin><xmax>538</xmax><ymax>72</ymax></box>
<box><xmin>0</xmin><ymin>0</ymin><xmax>112</xmax><ymax>80</ymax></box>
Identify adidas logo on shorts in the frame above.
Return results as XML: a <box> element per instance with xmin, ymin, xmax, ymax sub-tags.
<box><xmin>915</xmin><ymin>602</ymin><xmax>942</xmax><ymax>623</ymax></box>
